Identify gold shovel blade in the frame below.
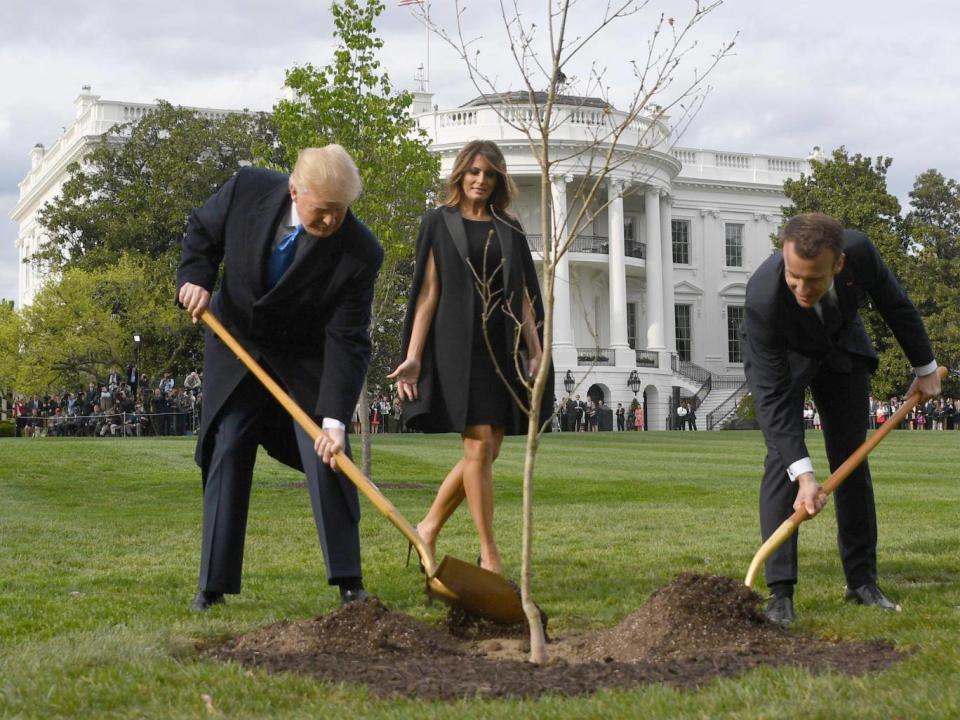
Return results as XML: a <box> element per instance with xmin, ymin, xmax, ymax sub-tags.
<box><xmin>427</xmin><ymin>555</ymin><xmax>526</xmax><ymax>625</ymax></box>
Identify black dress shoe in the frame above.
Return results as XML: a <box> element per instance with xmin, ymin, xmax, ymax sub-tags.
<box><xmin>339</xmin><ymin>586</ymin><xmax>370</xmax><ymax>605</ymax></box>
<box><xmin>190</xmin><ymin>590</ymin><xmax>225</xmax><ymax>612</ymax></box>
<box><xmin>765</xmin><ymin>595</ymin><xmax>794</xmax><ymax>626</ymax></box>
<box><xmin>845</xmin><ymin>583</ymin><xmax>900</xmax><ymax>611</ymax></box>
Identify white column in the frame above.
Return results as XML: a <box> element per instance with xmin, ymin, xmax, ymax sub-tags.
<box><xmin>644</xmin><ymin>187</ymin><xmax>665</xmax><ymax>351</ymax></box>
<box><xmin>550</xmin><ymin>174</ymin><xmax>577</xmax><ymax>367</ymax></box>
<box><xmin>607</xmin><ymin>178</ymin><xmax>632</xmax><ymax>366</ymax></box>
<box><xmin>659</xmin><ymin>193</ymin><xmax>676</xmax><ymax>353</ymax></box>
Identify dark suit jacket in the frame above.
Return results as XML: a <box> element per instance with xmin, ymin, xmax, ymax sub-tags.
<box><xmin>743</xmin><ymin>229</ymin><xmax>933</xmax><ymax>469</ymax></box>
<box><xmin>399</xmin><ymin>206</ymin><xmax>554</xmax><ymax>434</ymax></box>
<box><xmin>176</xmin><ymin>166</ymin><xmax>383</xmax><ymax>473</ymax></box>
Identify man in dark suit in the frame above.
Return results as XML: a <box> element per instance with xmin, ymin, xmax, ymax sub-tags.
<box><xmin>176</xmin><ymin>145</ymin><xmax>383</xmax><ymax>611</ymax></box>
<box><xmin>743</xmin><ymin>213</ymin><xmax>940</xmax><ymax>625</ymax></box>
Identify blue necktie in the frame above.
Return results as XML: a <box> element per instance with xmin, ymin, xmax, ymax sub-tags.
<box><xmin>267</xmin><ymin>224</ymin><xmax>302</xmax><ymax>288</ymax></box>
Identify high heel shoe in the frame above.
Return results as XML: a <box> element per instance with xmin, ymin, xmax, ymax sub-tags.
<box><xmin>406</xmin><ymin>541</ymin><xmax>425</xmax><ymax>575</ymax></box>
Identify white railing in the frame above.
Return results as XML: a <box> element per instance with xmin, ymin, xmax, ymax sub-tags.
<box><xmin>672</xmin><ymin>149</ymin><xmax>698</xmax><ymax>165</ymax></box>
<box><xmin>767</xmin><ymin>157</ymin><xmax>804</xmax><ymax>173</ymax></box>
<box><xmin>420</xmin><ymin>101</ymin><xmax>671</xmax><ymax>152</ymax></box>
<box><xmin>716</xmin><ymin>152</ymin><xmax>750</xmax><ymax>169</ymax></box>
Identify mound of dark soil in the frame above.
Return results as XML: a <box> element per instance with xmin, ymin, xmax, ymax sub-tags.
<box><xmin>575</xmin><ymin>572</ymin><xmax>767</xmax><ymax>661</ymax></box>
<box><xmin>203</xmin><ymin>574</ymin><xmax>905</xmax><ymax>700</ymax></box>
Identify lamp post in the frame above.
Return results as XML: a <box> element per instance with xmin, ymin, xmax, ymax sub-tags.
<box><xmin>563</xmin><ymin>370</ymin><xmax>575</xmax><ymax>395</ymax></box>
<box><xmin>131</xmin><ymin>334</ymin><xmax>141</xmax><ymax>394</ymax></box>
<box><xmin>627</xmin><ymin>369</ymin><xmax>641</xmax><ymax>396</ymax></box>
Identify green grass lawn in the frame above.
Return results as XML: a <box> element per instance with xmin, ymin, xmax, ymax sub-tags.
<box><xmin>1</xmin><ymin>430</ymin><xmax>958</xmax><ymax>719</ymax></box>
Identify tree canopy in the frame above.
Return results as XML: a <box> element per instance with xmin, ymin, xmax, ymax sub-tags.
<box><xmin>905</xmin><ymin>170</ymin><xmax>960</xmax><ymax>389</ymax></box>
<box><xmin>37</xmin><ymin>101</ymin><xmax>280</xmax><ymax>274</ymax></box>
<box><xmin>29</xmin><ymin>101</ymin><xmax>281</xmax><ymax>382</ymax></box>
<box><xmin>15</xmin><ymin>256</ymin><xmax>185</xmax><ymax>394</ymax></box>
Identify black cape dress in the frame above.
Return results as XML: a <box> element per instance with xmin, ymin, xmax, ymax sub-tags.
<box><xmin>399</xmin><ymin>205</ymin><xmax>554</xmax><ymax>434</ymax></box>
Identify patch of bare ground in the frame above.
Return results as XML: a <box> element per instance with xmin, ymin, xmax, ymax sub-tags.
<box><xmin>203</xmin><ymin>573</ymin><xmax>904</xmax><ymax>700</ymax></box>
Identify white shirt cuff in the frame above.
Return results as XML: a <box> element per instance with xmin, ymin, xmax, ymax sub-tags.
<box><xmin>786</xmin><ymin>457</ymin><xmax>814</xmax><ymax>482</ymax></box>
<box><xmin>322</xmin><ymin>418</ymin><xmax>346</xmax><ymax>431</ymax></box>
<box><xmin>914</xmin><ymin>360</ymin><xmax>938</xmax><ymax>377</ymax></box>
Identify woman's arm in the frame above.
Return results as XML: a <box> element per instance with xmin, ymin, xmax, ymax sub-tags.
<box><xmin>388</xmin><ymin>248</ymin><xmax>440</xmax><ymax>400</ymax></box>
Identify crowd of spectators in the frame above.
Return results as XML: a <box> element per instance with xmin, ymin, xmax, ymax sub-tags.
<box><xmin>17</xmin><ymin>376</ymin><xmax>954</xmax><ymax>438</ymax></box>
<box><xmin>10</xmin><ymin>367</ymin><xmax>203</xmax><ymax>438</ymax></box>
<box><xmin>803</xmin><ymin>394</ymin><xmax>960</xmax><ymax>431</ymax></box>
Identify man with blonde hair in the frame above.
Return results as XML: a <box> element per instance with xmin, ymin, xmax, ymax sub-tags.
<box><xmin>177</xmin><ymin>145</ymin><xmax>383</xmax><ymax>611</ymax></box>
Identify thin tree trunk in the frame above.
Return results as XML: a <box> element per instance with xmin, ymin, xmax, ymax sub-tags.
<box><xmin>520</xmin><ymin>416</ymin><xmax>547</xmax><ymax>663</ymax></box>
<box><xmin>359</xmin><ymin>378</ymin><xmax>372</xmax><ymax>479</ymax></box>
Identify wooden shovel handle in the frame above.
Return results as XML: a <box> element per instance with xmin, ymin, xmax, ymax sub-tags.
<box><xmin>200</xmin><ymin>309</ymin><xmax>438</xmax><ymax>577</ymax></box>
<box><xmin>745</xmin><ymin>365</ymin><xmax>947</xmax><ymax>587</ymax></box>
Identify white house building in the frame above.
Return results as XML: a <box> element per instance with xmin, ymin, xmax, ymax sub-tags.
<box><xmin>11</xmin><ymin>87</ymin><xmax>816</xmax><ymax>429</ymax></box>
<box><xmin>412</xmin><ymin>90</ymin><xmax>814</xmax><ymax>429</ymax></box>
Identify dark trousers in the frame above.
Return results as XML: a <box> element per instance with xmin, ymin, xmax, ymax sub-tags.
<box><xmin>198</xmin><ymin>374</ymin><xmax>361</xmax><ymax>594</ymax></box>
<box><xmin>760</xmin><ymin>359</ymin><xmax>877</xmax><ymax>593</ymax></box>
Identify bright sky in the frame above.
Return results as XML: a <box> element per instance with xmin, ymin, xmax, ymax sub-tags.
<box><xmin>2</xmin><ymin>0</ymin><xmax>958</xmax><ymax>305</ymax></box>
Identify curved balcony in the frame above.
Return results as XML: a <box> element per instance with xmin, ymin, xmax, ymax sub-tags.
<box><xmin>526</xmin><ymin>234</ymin><xmax>646</xmax><ymax>260</ymax></box>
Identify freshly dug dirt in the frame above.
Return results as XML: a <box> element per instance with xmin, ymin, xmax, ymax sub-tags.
<box><xmin>203</xmin><ymin>573</ymin><xmax>904</xmax><ymax>700</ymax></box>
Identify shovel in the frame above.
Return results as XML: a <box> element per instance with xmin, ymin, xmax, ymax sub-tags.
<box><xmin>200</xmin><ymin>309</ymin><xmax>525</xmax><ymax>624</ymax></box>
<box><xmin>745</xmin><ymin>365</ymin><xmax>948</xmax><ymax>588</ymax></box>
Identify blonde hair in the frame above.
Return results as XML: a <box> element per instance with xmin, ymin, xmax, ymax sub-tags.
<box><xmin>291</xmin><ymin>144</ymin><xmax>362</xmax><ymax>205</ymax></box>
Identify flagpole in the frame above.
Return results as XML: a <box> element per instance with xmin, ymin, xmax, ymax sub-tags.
<box><xmin>425</xmin><ymin>0</ymin><xmax>431</xmax><ymax>91</ymax></box>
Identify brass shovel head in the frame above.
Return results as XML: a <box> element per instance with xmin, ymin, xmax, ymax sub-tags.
<box><xmin>427</xmin><ymin>555</ymin><xmax>526</xmax><ymax>625</ymax></box>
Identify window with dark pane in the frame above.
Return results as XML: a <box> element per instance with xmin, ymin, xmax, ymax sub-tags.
<box><xmin>675</xmin><ymin>304</ymin><xmax>692</xmax><ymax>361</ymax></box>
<box><xmin>671</xmin><ymin>219</ymin><xmax>690</xmax><ymax>264</ymax></box>
<box><xmin>725</xmin><ymin>223</ymin><xmax>744</xmax><ymax>267</ymax></box>
<box><xmin>727</xmin><ymin>305</ymin><xmax>745</xmax><ymax>363</ymax></box>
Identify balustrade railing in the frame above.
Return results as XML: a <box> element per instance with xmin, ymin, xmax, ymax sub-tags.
<box><xmin>635</xmin><ymin>350</ymin><xmax>658</xmax><ymax>368</ymax></box>
<box><xmin>577</xmin><ymin>347</ymin><xmax>615</xmax><ymax>366</ymax></box>
<box><xmin>706</xmin><ymin>381</ymin><xmax>750</xmax><ymax>430</ymax></box>
<box><xmin>527</xmin><ymin>234</ymin><xmax>646</xmax><ymax>259</ymax></box>
<box><xmin>670</xmin><ymin>355</ymin><xmax>711</xmax><ymax>386</ymax></box>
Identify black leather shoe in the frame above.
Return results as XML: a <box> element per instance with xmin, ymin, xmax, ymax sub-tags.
<box><xmin>190</xmin><ymin>590</ymin><xmax>225</xmax><ymax>612</ymax></box>
<box><xmin>845</xmin><ymin>583</ymin><xmax>900</xmax><ymax>611</ymax></box>
<box><xmin>765</xmin><ymin>595</ymin><xmax>794</xmax><ymax>626</ymax></box>
<box><xmin>339</xmin><ymin>586</ymin><xmax>370</xmax><ymax>605</ymax></box>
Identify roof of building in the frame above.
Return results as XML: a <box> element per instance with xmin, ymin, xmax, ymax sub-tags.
<box><xmin>460</xmin><ymin>92</ymin><xmax>612</xmax><ymax>110</ymax></box>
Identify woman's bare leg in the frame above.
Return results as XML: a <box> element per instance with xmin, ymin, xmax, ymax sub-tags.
<box><xmin>417</xmin><ymin>427</ymin><xmax>504</xmax><ymax>571</ymax></box>
<box><xmin>416</xmin><ymin>459</ymin><xmax>466</xmax><ymax>560</ymax></box>
<box><xmin>461</xmin><ymin>424</ymin><xmax>506</xmax><ymax>574</ymax></box>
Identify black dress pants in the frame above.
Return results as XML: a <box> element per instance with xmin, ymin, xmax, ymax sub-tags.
<box><xmin>198</xmin><ymin>373</ymin><xmax>361</xmax><ymax>594</ymax></box>
<box><xmin>760</xmin><ymin>357</ymin><xmax>877</xmax><ymax>592</ymax></box>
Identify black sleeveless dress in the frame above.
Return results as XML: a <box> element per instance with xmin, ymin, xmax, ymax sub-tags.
<box><xmin>463</xmin><ymin>218</ymin><xmax>513</xmax><ymax>426</ymax></box>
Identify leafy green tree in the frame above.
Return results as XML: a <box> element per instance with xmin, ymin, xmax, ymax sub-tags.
<box><xmin>905</xmin><ymin>170</ymin><xmax>960</xmax><ymax>395</ymax></box>
<box><xmin>15</xmin><ymin>256</ymin><xmax>184</xmax><ymax>394</ymax></box>
<box><xmin>36</xmin><ymin>101</ymin><xmax>281</xmax><ymax>274</ymax></box>
<box><xmin>33</xmin><ymin>101</ymin><xmax>281</xmax><ymax>377</ymax></box>
<box><xmin>0</xmin><ymin>301</ymin><xmax>21</xmax><ymax>398</ymax></box>
<box><xmin>782</xmin><ymin>147</ymin><xmax>914</xmax><ymax>399</ymax></box>
<box><xmin>270</xmin><ymin>0</ymin><xmax>439</xmax><ymax>469</ymax></box>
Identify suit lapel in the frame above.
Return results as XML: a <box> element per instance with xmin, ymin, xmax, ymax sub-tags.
<box><xmin>248</xmin><ymin>181</ymin><xmax>291</xmax><ymax>298</ymax></box>
<box><xmin>441</xmin><ymin>206</ymin><xmax>469</xmax><ymax>265</ymax></box>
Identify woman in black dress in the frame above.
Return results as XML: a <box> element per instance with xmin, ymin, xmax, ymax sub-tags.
<box><xmin>389</xmin><ymin>140</ymin><xmax>552</xmax><ymax>575</ymax></box>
